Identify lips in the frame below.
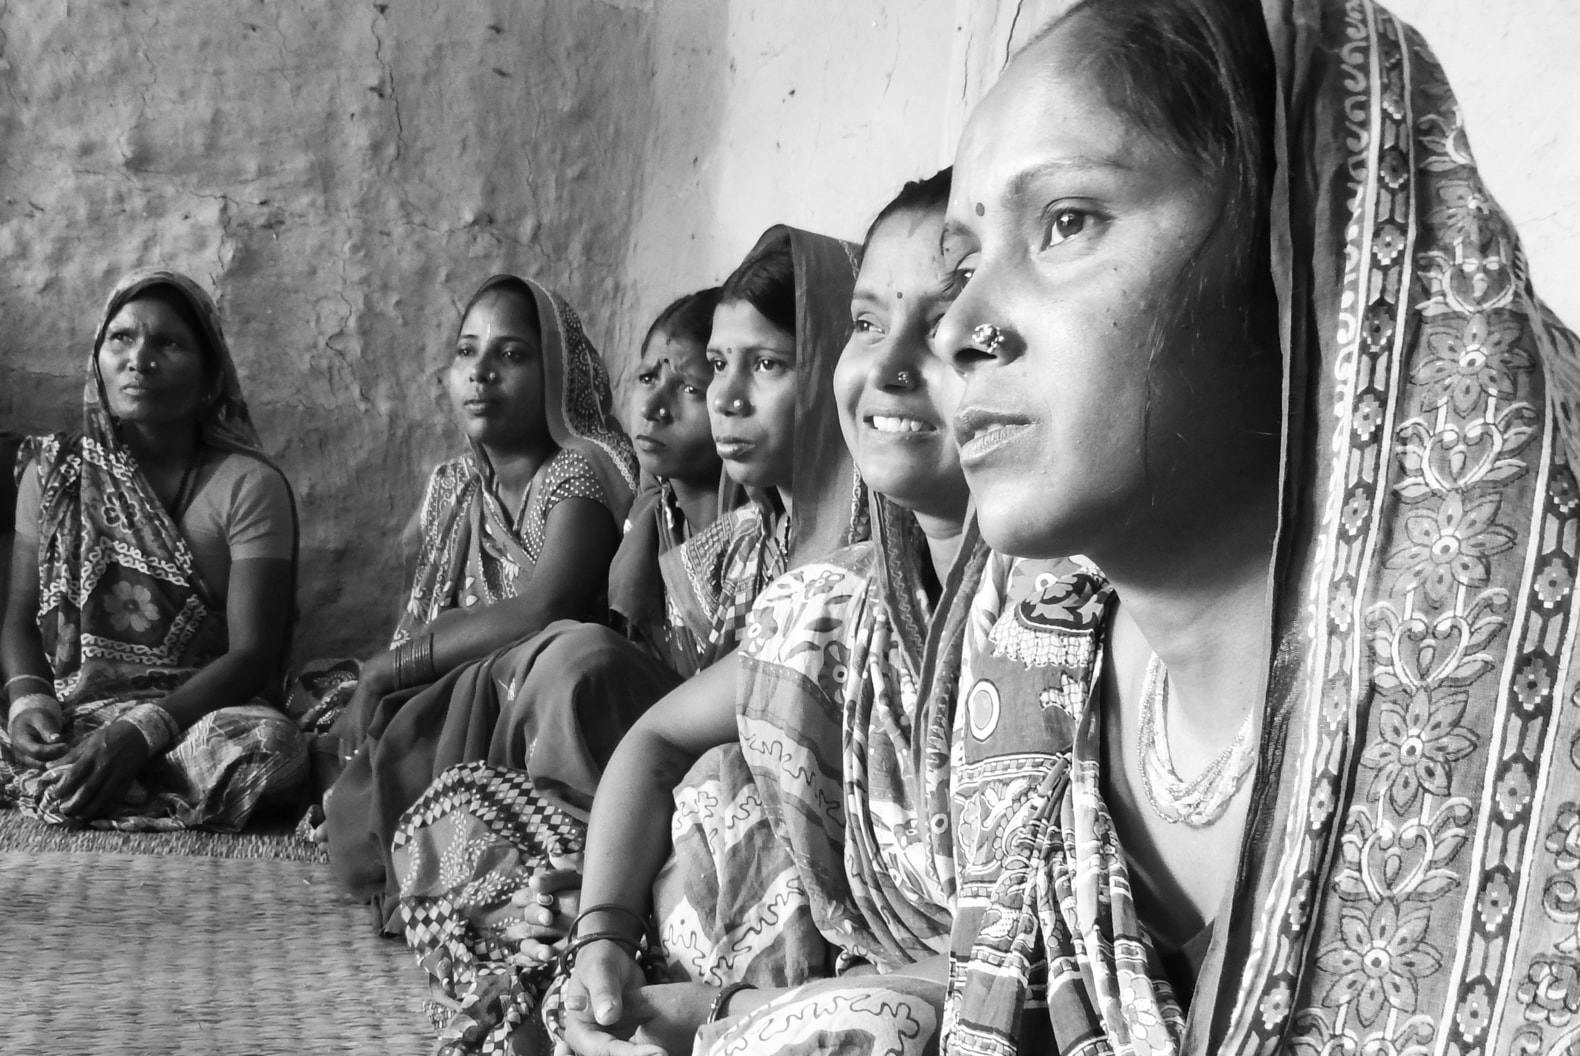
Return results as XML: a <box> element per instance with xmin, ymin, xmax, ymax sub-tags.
<box><xmin>461</xmin><ymin>394</ymin><xmax>498</xmax><ymax>414</ymax></box>
<box><xmin>954</xmin><ymin>407</ymin><xmax>1034</xmax><ymax>466</ymax></box>
<box><xmin>634</xmin><ymin>434</ymin><xmax>667</xmax><ymax>452</ymax></box>
<box><xmin>714</xmin><ymin>436</ymin><xmax>756</xmax><ymax>459</ymax></box>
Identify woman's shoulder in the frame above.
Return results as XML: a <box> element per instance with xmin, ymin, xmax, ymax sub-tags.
<box><xmin>741</xmin><ymin>542</ymin><xmax>880</xmax><ymax>662</ymax></box>
<box><xmin>539</xmin><ymin>447</ymin><xmax>605</xmax><ymax>494</ymax></box>
<box><xmin>206</xmin><ymin>447</ymin><xmax>290</xmax><ymax>491</ymax></box>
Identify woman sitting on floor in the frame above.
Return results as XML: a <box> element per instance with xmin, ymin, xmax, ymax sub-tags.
<box><xmin>319</xmin><ymin>275</ymin><xmax>636</xmax><ymax>909</ymax></box>
<box><xmin>556</xmin><ymin>172</ymin><xmax>980</xmax><ymax>1056</ymax></box>
<box><xmin>929</xmin><ymin>0</ymin><xmax>1580</xmax><ymax>1051</ymax></box>
<box><xmin>387</xmin><ymin>227</ymin><xmax>860</xmax><ymax>1055</ymax></box>
<box><xmin>1</xmin><ymin>268</ymin><xmax>305</xmax><ymax>831</ymax></box>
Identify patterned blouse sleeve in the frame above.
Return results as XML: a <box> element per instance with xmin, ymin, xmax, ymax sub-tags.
<box><xmin>542</xmin><ymin>450</ymin><xmax>610</xmax><ymax>514</ymax></box>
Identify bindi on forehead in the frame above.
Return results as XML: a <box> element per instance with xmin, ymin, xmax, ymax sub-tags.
<box><xmin>975</xmin><ymin>202</ymin><xmax>986</xmax><ymax>217</ymax></box>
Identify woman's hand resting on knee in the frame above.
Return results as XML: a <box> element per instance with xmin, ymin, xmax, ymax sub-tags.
<box><xmin>560</xmin><ymin>946</ymin><xmax>715</xmax><ymax>1056</ymax></box>
<box><xmin>506</xmin><ymin>849</ymin><xmax>585</xmax><ymax>967</ymax></box>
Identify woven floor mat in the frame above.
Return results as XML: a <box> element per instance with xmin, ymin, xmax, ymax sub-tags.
<box><xmin>0</xmin><ymin>850</ymin><xmax>433</xmax><ymax>1055</ymax></box>
<box><xmin>0</xmin><ymin>807</ymin><xmax>325</xmax><ymax>861</ymax></box>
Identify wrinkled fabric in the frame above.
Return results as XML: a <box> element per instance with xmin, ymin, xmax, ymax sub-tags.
<box><xmin>384</xmin><ymin>229</ymin><xmax>862</xmax><ymax>1055</ymax></box>
<box><xmin>1</xmin><ymin>268</ymin><xmax>304</xmax><ymax>831</ymax></box>
<box><xmin>943</xmin><ymin>2</ymin><xmax>1580</xmax><ymax>1054</ymax></box>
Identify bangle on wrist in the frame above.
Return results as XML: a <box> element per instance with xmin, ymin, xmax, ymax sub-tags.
<box><xmin>392</xmin><ymin>634</ymin><xmax>436</xmax><ymax>690</ymax></box>
<box><xmin>707</xmin><ymin>981</ymin><xmax>757</xmax><ymax>1024</ymax></box>
<box><xmin>5</xmin><ymin>673</ymin><xmax>53</xmax><ymax>699</ymax></box>
<box><xmin>555</xmin><ymin>929</ymin><xmax>645</xmax><ymax>977</ymax></box>
<box><xmin>9</xmin><ymin>692</ymin><xmax>62</xmax><ymax>724</ymax></box>
<box><xmin>568</xmin><ymin>903</ymin><xmax>648</xmax><ymax>945</ymax></box>
<box><xmin>118</xmin><ymin>702</ymin><xmax>181</xmax><ymax>755</ymax></box>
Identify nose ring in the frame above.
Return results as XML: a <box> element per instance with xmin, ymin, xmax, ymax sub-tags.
<box><xmin>972</xmin><ymin>323</ymin><xmax>1009</xmax><ymax>353</ymax></box>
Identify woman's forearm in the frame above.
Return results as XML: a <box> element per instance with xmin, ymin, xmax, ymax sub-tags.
<box><xmin>578</xmin><ymin>723</ymin><xmax>698</xmax><ymax>929</ymax></box>
<box><xmin>577</xmin><ymin>655</ymin><xmax>742</xmax><ymax>934</ymax></box>
<box><xmin>151</xmin><ymin>647</ymin><xmax>278</xmax><ymax>730</ymax></box>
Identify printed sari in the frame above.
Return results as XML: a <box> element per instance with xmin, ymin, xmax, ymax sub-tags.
<box><xmin>322</xmin><ymin>275</ymin><xmax>637</xmax><ymax>923</ymax></box>
<box><xmin>943</xmin><ymin>2</ymin><xmax>1580</xmax><ymax>1054</ymax></box>
<box><xmin>0</xmin><ymin>268</ymin><xmax>306</xmax><ymax>831</ymax></box>
<box><xmin>393</xmin><ymin>226</ymin><xmax>860</xmax><ymax>1056</ymax></box>
<box><xmin>662</xmin><ymin>500</ymin><xmax>1001</xmax><ymax>1056</ymax></box>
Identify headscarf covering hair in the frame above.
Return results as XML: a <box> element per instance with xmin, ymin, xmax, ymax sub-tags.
<box><xmin>941</xmin><ymin>2</ymin><xmax>1580</xmax><ymax>1054</ymax></box>
<box><xmin>22</xmin><ymin>266</ymin><xmax>297</xmax><ymax>716</ymax></box>
<box><xmin>396</xmin><ymin>275</ymin><xmax>638</xmax><ymax>639</ymax></box>
<box><xmin>660</xmin><ymin>226</ymin><xmax>862</xmax><ymax>664</ymax></box>
<box><xmin>748</xmin><ymin>224</ymin><xmax>862</xmax><ymax>566</ymax></box>
<box><xmin>87</xmin><ymin>268</ymin><xmax>261</xmax><ymax>454</ymax></box>
<box><xmin>459</xmin><ymin>274</ymin><xmax>637</xmax><ymax>511</ymax></box>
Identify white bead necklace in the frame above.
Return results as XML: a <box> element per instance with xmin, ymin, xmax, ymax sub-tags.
<box><xmin>1136</xmin><ymin>653</ymin><xmax>1258</xmax><ymax>827</ymax></box>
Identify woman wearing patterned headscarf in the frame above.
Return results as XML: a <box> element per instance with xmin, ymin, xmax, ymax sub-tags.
<box><xmin>320</xmin><ymin>275</ymin><xmax>637</xmax><ymax>924</ymax></box>
<box><xmin>1</xmin><ymin>268</ymin><xmax>306</xmax><ymax>830</ymax></box>
<box><xmin>929</xmin><ymin>1</ymin><xmax>1580</xmax><ymax>1053</ymax></box>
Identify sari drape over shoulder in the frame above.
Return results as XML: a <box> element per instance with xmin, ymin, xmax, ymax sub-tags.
<box><xmin>0</xmin><ymin>268</ymin><xmax>306</xmax><ymax>831</ymax></box>
<box><xmin>391</xmin><ymin>228</ymin><xmax>861</xmax><ymax>1056</ymax></box>
<box><xmin>943</xmin><ymin>2</ymin><xmax>1580</xmax><ymax>1053</ymax></box>
<box><xmin>323</xmin><ymin>275</ymin><xmax>636</xmax><ymax>921</ymax></box>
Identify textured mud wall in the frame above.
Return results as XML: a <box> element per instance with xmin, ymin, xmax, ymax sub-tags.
<box><xmin>1</xmin><ymin>1</ymin><xmax>1574</xmax><ymax>656</ymax></box>
<box><xmin>0</xmin><ymin>1</ymin><xmax>662</xmax><ymax>653</ymax></box>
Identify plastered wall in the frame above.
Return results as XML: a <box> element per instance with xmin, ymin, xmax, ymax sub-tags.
<box><xmin>1</xmin><ymin>1</ymin><xmax>1574</xmax><ymax>654</ymax></box>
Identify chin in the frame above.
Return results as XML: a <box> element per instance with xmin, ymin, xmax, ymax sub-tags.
<box><xmin>974</xmin><ymin>496</ymin><xmax>1087</xmax><ymax>562</ymax></box>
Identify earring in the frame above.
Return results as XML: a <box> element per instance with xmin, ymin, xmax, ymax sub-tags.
<box><xmin>972</xmin><ymin>323</ymin><xmax>1009</xmax><ymax>353</ymax></box>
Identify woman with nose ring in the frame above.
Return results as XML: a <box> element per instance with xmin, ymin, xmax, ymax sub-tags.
<box><xmin>546</xmin><ymin>174</ymin><xmax>985</xmax><ymax>1056</ymax></box>
<box><xmin>931</xmin><ymin>0</ymin><xmax>1580</xmax><ymax>1052</ymax></box>
<box><xmin>1</xmin><ymin>268</ymin><xmax>306</xmax><ymax>830</ymax></box>
<box><xmin>315</xmin><ymin>275</ymin><xmax>637</xmax><ymax>930</ymax></box>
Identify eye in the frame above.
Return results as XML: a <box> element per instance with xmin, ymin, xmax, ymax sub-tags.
<box><xmin>707</xmin><ymin>357</ymin><xmax>726</xmax><ymax>375</ymax></box>
<box><xmin>455</xmin><ymin>343</ymin><xmax>476</xmax><ymax>358</ymax></box>
<box><xmin>940</xmin><ymin>266</ymin><xmax>974</xmax><ymax>300</ymax></box>
<box><xmin>1042</xmin><ymin>207</ymin><xmax>1091</xmax><ymax>249</ymax></box>
<box><xmin>500</xmin><ymin>345</ymin><xmax>526</xmax><ymax>363</ymax></box>
<box><xmin>754</xmin><ymin>356</ymin><xmax>786</xmax><ymax>374</ymax></box>
<box><xmin>681</xmin><ymin>383</ymin><xmax>705</xmax><ymax>397</ymax></box>
<box><xmin>852</xmin><ymin>317</ymin><xmax>885</xmax><ymax>336</ymax></box>
<box><xmin>635</xmin><ymin>370</ymin><xmax>658</xmax><ymax>386</ymax></box>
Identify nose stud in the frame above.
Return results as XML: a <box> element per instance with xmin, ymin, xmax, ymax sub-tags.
<box><xmin>729</xmin><ymin>397</ymin><xmax>746</xmax><ymax>412</ymax></box>
<box><xmin>972</xmin><ymin>323</ymin><xmax>1009</xmax><ymax>354</ymax></box>
<box><xmin>892</xmin><ymin>370</ymin><xmax>913</xmax><ymax>387</ymax></box>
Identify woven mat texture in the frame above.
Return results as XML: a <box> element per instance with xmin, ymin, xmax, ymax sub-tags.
<box><xmin>0</xmin><ymin>849</ymin><xmax>432</xmax><ymax>1055</ymax></box>
<box><xmin>0</xmin><ymin>807</ymin><xmax>325</xmax><ymax>861</ymax></box>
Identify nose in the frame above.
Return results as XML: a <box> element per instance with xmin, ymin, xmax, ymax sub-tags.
<box><xmin>640</xmin><ymin>385</ymin><xmax>670</xmax><ymax>423</ymax></box>
<box><xmin>469</xmin><ymin>353</ymin><xmax>499</xmax><ymax>383</ymax></box>
<box><xmin>711</xmin><ymin>366</ymin><xmax>749</xmax><ymax>417</ymax></box>
<box><xmin>127</xmin><ymin>336</ymin><xmax>156</xmax><ymax>373</ymax></box>
<box><xmin>870</xmin><ymin>329</ymin><xmax>924</xmax><ymax>392</ymax></box>
<box><xmin>936</xmin><ymin>279</ymin><xmax>1021</xmax><ymax>375</ymax></box>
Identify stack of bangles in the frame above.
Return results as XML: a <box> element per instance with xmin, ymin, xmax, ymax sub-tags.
<box><xmin>543</xmin><ymin>903</ymin><xmax>651</xmax><ymax>1041</ymax></box>
<box><xmin>393</xmin><ymin>633</ymin><xmax>435</xmax><ymax>690</ymax></box>
<box><xmin>541</xmin><ymin>904</ymin><xmax>758</xmax><ymax>1040</ymax></box>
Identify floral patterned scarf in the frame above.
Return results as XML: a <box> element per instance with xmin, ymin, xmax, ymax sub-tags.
<box><xmin>23</xmin><ymin>268</ymin><xmax>291</xmax><ymax>715</ymax></box>
<box><xmin>944</xmin><ymin>2</ymin><xmax>1580</xmax><ymax>1053</ymax></box>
